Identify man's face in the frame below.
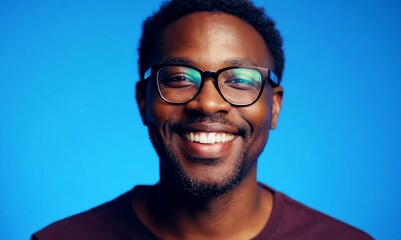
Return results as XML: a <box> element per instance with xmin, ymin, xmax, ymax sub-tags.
<box><xmin>137</xmin><ymin>12</ymin><xmax>282</xmax><ymax>197</ymax></box>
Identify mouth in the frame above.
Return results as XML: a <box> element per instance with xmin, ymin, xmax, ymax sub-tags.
<box><xmin>183</xmin><ymin>132</ymin><xmax>236</xmax><ymax>144</ymax></box>
<box><xmin>171</xmin><ymin>121</ymin><xmax>245</xmax><ymax>159</ymax></box>
<box><xmin>178</xmin><ymin>131</ymin><xmax>238</xmax><ymax>160</ymax></box>
<box><xmin>171</xmin><ymin>122</ymin><xmax>241</xmax><ymax>159</ymax></box>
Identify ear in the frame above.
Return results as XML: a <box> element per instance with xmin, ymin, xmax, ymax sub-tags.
<box><xmin>270</xmin><ymin>86</ymin><xmax>283</xmax><ymax>130</ymax></box>
<box><xmin>136</xmin><ymin>80</ymin><xmax>148</xmax><ymax>126</ymax></box>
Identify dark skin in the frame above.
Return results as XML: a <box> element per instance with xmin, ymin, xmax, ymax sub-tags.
<box><xmin>135</xmin><ymin>12</ymin><xmax>283</xmax><ymax>240</ymax></box>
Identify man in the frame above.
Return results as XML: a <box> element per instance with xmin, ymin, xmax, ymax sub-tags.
<box><xmin>32</xmin><ymin>0</ymin><xmax>373</xmax><ymax>239</ymax></box>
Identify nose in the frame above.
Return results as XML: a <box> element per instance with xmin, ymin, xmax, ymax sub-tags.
<box><xmin>185</xmin><ymin>78</ymin><xmax>232</xmax><ymax>115</ymax></box>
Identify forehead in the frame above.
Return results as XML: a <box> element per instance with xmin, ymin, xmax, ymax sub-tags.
<box><xmin>158</xmin><ymin>12</ymin><xmax>273</xmax><ymax>71</ymax></box>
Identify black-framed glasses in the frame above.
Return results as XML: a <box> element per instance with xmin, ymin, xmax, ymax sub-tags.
<box><xmin>143</xmin><ymin>64</ymin><xmax>280</xmax><ymax>106</ymax></box>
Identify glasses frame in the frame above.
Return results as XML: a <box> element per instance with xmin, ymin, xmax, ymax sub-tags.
<box><xmin>143</xmin><ymin>64</ymin><xmax>280</xmax><ymax>107</ymax></box>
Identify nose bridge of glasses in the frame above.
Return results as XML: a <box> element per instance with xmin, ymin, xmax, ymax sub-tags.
<box><xmin>202</xmin><ymin>71</ymin><xmax>218</xmax><ymax>81</ymax></box>
<box><xmin>200</xmin><ymin>70</ymin><xmax>219</xmax><ymax>88</ymax></box>
<box><xmin>198</xmin><ymin>71</ymin><xmax>223</xmax><ymax>95</ymax></box>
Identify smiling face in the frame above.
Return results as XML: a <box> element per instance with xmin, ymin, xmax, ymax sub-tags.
<box><xmin>137</xmin><ymin>12</ymin><xmax>282</xmax><ymax>198</ymax></box>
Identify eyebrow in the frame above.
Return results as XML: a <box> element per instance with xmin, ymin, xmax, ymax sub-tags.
<box><xmin>224</xmin><ymin>58</ymin><xmax>258</xmax><ymax>67</ymax></box>
<box><xmin>160</xmin><ymin>57</ymin><xmax>259</xmax><ymax>68</ymax></box>
<box><xmin>160</xmin><ymin>57</ymin><xmax>195</xmax><ymax>65</ymax></box>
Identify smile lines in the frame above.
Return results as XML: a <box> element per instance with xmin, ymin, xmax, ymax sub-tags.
<box><xmin>184</xmin><ymin>132</ymin><xmax>235</xmax><ymax>144</ymax></box>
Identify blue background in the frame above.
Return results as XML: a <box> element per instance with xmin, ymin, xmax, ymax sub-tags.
<box><xmin>1</xmin><ymin>0</ymin><xmax>400</xmax><ymax>239</ymax></box>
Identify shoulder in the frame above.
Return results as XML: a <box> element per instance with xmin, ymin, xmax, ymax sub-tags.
<box><xmin>259</xmin><ymin>184</ymin><xmax>374</xmax><ymax>240</ymax></box>
<box><xmin>32</xmin><ymin>206</ymin><xmax>110</xmax><ymax>240</ymax></box>
<box><xmin>280</xmin><ymin>193</ymin><xmax>373</xmax><ymax>239</ymax></box>
<box><xmin>32</xmin><ymin>186</ymin><xmax>158</xmax><ymax>240</ymax></box>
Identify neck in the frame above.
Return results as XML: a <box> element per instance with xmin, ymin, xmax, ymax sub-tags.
<box><xmin>133</xmin><ymin>166</ymin><xmax>273</xmax><ymax>240</ymax></box>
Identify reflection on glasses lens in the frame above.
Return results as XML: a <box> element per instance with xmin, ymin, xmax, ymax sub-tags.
<box><xmin>218</xmin><ymin>68</ymin><xmax>262</xmax><ymax>105</ymax></box>
<box><xmin>157</xmin><ymin>66</ymin><xmax>201</xmax><ymax>103</ymax></box>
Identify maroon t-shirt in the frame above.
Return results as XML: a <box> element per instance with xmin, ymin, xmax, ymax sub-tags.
<box><xmin>32</xmin><ymin>184</ymin><xmax>373</xmax><ymax>240</ymax></box>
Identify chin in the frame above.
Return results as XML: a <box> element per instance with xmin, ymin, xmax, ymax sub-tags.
<box><xmin>148</xmin><ymin>123</ymin><xmax>257</xmax><ymax>199</ymax></box>
<box><xmin>164</xmin><ymin>150</ymin><xmax>251</xmax><ymax>199</ymax></box>
<box><xmin>179</xmin><ymin>174</ymin><xmax>243</xmax><ymax>199</ymax></box>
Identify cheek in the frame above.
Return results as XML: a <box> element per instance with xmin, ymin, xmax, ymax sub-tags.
<box><xmin>148</xmin><ymin>99</ymin><xmax>167</xmax><ymax>127</ymax></box>
<box><xmin>246</xmin><ymin>107</ymin><xmax>270</xmax><ymax>134</ymax></box>
<box><xmin>146</xmin><ymin>91</ymin><xmax>182</xmax><ymax>129</ymax></box>
<box><xmin>240</xmin><ymin>93</ymin><xmax>272</xmax><ymax>149</ymax></box>
<box><xmin>244</xmin><ymin>95</ymin><xmax>271</xmax><ymax>130</ymax></box>
<box><xmin>145</xmin><ymin>83</ymin><xmax>165</xmax><ymax>126</ymax></box>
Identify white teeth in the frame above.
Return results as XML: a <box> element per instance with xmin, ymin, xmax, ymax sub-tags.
<box><xmin>207</xmin><ymin>132</ymin><xmax>216</xmax><ymax>144</ymax></box>
<box><xmin>189</xmin><ymin>132</ymin><xmax>194</xmax><ymax>142</ymax></box>
<box><xmin>184</xmin><ymin>132</ymin><xmax>235</xmax><ymax>144</ymax></box>
<box><xmin>216</xmin><ymin>134</ymin><xmax>221</xmax><ymax>142</ymax></box>
<box><xmin>200</xmin><ymin>133</ymin><xmax>207</xmax><ymax>143</ymax></box>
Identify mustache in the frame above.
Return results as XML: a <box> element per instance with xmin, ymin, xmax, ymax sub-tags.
<box><xmin>169</xmin><ymin>112</ymin><xmax>247</xmax><ymax>137</ymax></box>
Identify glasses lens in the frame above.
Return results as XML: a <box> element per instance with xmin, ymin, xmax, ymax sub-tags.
<box><xmin>218</xmin><ymin>68</ymin><xmax>263</xmax><ymax>105</ymax></box>
<box><xmin>157</xmin><ymin>66</ymin><xmax>201</xmax><ymax>103</ymax></box>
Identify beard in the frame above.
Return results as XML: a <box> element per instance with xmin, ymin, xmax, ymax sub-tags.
<box><xmin>147</xmin><ymin>113</ymin><xmax>264</xmax><ymax>200</ymax></box>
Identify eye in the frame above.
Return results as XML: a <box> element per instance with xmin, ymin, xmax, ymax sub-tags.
<box><xmin>159</xmin><ymin>72</ymin><xmax>198</xmax><ymax>88</ymax></box>
<box><xmin>221</xmin><ymin>68</ymin><xmax>262</xmax><ymax>91</ymax></box>
<box><xmin>224</xmin><ymin>76</ymin><xmax>259</xmax><ymax>90</ymax></box>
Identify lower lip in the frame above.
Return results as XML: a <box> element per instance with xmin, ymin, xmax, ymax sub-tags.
<box><xmin>179</xmin><ymin>136</ymin><xmax>237</xmax><ymax>159</ymax></box>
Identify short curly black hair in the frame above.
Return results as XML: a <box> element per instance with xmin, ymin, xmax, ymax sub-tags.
<box><xmin>138</xmin><ymin>0</ymin><xmax>285</xmax><ymax>82</ymax></box>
